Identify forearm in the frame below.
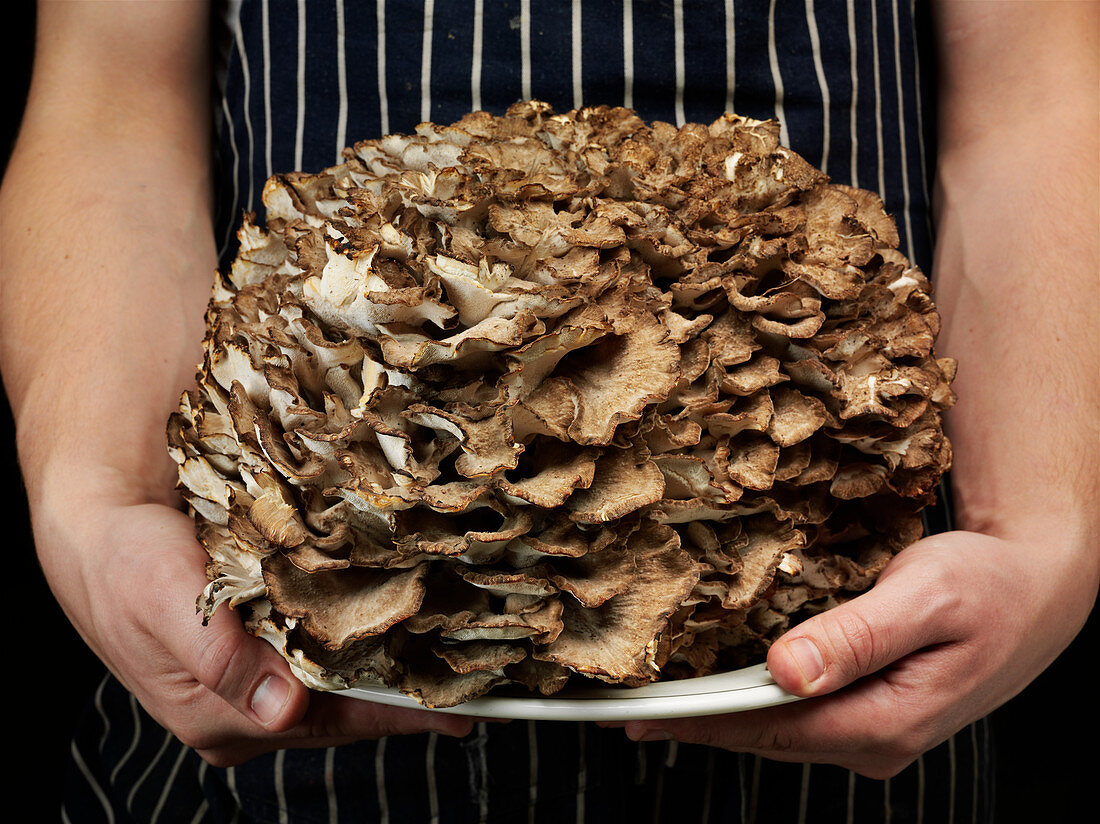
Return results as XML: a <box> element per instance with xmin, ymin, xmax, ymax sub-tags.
<box><xmin>0</xmin><ymin>1</ymin><xmax>216</xmax><ymax>509</ymax></box>
<box><xmin>932</xmin><ymin>2</ymin><xmax>1099</xmax><ymax>571</ymax></box>
<box><xmin>2</xmin><ymin>137</ymin><xmax>216</xmax><ymax>507</ymax></box>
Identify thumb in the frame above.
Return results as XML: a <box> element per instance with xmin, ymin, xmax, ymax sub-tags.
<box><xmin>145</xmin><ymin>508</ymin><xmax>312</xmax><ymax>733</ymax></box>
<box><xmin>189</xmin><ymin>603</ymin><xmax>312</xmax><ymax>732</ymax></box>
<box><xmin>766</xmin><ymin>558</ymin><xmax>947</xmax><ymax>697</ymax></box>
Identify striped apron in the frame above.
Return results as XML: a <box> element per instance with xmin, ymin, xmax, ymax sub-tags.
<box><xmin>62</xmin><ymin>2</ymin><xmax>994</xmax><ymax>821</ymax></box>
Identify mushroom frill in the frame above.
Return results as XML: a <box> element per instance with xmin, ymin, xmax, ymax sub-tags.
<box><xmin>168</xmin><ymin>101</ymin><xmax>956</xmax><ymax>708</ymax></box>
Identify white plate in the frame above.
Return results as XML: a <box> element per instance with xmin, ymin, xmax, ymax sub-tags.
<box><xmin>341</xmin><ymin>663</ymin><xmax>803</xmax><ymax>721</ymax></box>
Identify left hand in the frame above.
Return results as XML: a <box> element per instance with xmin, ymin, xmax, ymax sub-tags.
<box><xmin>616</xmin><ymin>528</ymin><xmax>1096</xmax><ymax>778</ymax></box>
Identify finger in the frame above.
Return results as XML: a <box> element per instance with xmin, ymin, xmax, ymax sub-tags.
<box><xmin>197</xmin><ymin>692</ymin><xmax>479</xmax><ymax>766</ymax></box>
<box><xmin>120</xmin><ymin>508</ymin><xmax>314</xmax><ymax>734</ymax></box>
<box><xmin>184</xmin><ymin>580</ymin><xmax>486</xmax><ymax>743</ymax></box>
<box><xmin>621</xmin><ymin>658</ymin><xmax>960</xmax><ymax>779</ymax></box>
<box><xmin>290</xmin><ymin>692</ymin><xmax>480</xmax><ymax>742</ymax></box>
<box><xmin>118</xmin><ymin>510</ymin><xmax>473</xmax><ymax>760</ymax></box>
<box><xmin>765</xmin><ymin>545</ymin><xmax>956</xmax><ymax>697</ymax></box>
<box><xmin>186</xmin><ymin>695</ymin><xmax>481</xmax><ymax>767</ymax></box>
<box><xmin>622</xmin><ymin>689</ymin><xmax>880</xmax><ymax>773</ymax></box>
<box><xmin>187</xmin><ymin>602</ymin><xmax>313</xmax><ymax>732</ymax></box>
<box><xmin>153</xmin><ymin>573</ymin><xmax>479</xmax><ymax>763</ymax></box>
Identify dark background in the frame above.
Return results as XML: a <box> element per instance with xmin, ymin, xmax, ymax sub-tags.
<box><xmin>3</xmin><ymin>3</ymin><xmax>1093</xmax><ymax>821</ymax></box>
<box><xmin>3</xmin><ymin>0</ymin><xmax>109</xmax><ymax>798</ymax></box>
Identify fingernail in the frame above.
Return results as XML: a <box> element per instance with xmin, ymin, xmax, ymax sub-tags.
<box><xmin>785</xmin><ymin>636</ymin><xmax>825</xmax><ymax>685</ymax></box>
<box><xmin>251</xmin><ymin>675</ymin><xmax>291</xmax><ymax>725</ymax></box>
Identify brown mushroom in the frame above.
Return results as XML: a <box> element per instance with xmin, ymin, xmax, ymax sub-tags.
<box><xmin>171</xmin><ymin>101</ymin><xmax>955</xmax><ymax>706</ymax></box>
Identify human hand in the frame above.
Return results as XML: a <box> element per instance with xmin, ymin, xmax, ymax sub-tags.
<box><xmin>33</xmin><ymin>490</ymin><xmax>476</xmax><ymax>768</ymax></box>
<box><xmin>618</xmin><ymin>528</ymin><xmax>1096</xmax><ymax>778</ymax></box>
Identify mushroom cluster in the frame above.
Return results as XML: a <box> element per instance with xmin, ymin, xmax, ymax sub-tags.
<box><xmin>169</xmin><ymin>102</ymin><xmax>956</xmax><ymax>707</ymax></box>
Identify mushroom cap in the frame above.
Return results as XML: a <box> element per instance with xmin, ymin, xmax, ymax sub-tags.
<box><xmin>172</xmin><ymin>101</ymin><xmax>955</xmax><ymax>706</ymax></box>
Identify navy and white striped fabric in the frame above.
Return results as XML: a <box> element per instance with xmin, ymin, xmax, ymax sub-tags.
<box><xmin>62</xmin><ymin>1</ymin><xmax>994</xmax><ymax>822</ymax></box>
<box><xmin>212</xmin><ymin>0</ymin><xmax>937</xmax><ymax>275</ymax></box>
<box><xmin>67</xmin><ymin>674</ymin><xmax>992</xmax><ymax>824</ymax></box>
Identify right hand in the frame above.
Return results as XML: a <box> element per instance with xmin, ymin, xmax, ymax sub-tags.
<box><xmin>35</xmin><ymin>490</ymin><xmax>476</xmax><ymax>767</ymax></box>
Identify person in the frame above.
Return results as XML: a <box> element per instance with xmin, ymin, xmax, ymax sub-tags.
<box><xmin>1</xmin><ymin>1</ymin><xmax>1095</xmax><ymax>821</ymax></box>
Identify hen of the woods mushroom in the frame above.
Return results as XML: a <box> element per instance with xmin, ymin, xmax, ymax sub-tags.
<box><xmin>168</xmin><ymin>102</ymin><xmax>956</xmax><ymax>708</ymax></box>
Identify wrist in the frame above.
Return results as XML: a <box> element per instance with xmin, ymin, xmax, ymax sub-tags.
<box><xmin>15</xmin><ymin>371</ymin><xmax>185</xmax><ymax>514</ymax></box>
<box><xmin>950</xmin><ymin>493</ymin><xmax>1100</xmax><ymax>595</ymax></box>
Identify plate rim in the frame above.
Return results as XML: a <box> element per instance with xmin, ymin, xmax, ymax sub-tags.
<box><xmin>338</xmin><ymin>662</ymin><xmax>803</xmax><ymax>721</ymax></box>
